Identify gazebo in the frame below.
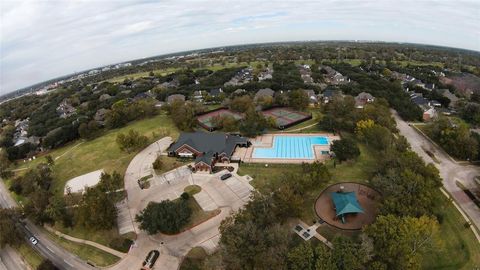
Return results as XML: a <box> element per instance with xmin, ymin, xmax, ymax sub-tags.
<box><xmin>330</xmin><ymin>191</ymin><xmax>364</xmax><ymax>223</ymax></box>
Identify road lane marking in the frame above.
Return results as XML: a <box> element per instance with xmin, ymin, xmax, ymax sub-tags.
<box><xmin>46</xmin><ymin>246</ymin><xmax>55</xmax><ymax>254</ymax></box>
<box><xmin>63</xmin><ymin>259</ymin><xmax>73</xmax><ymax>267</ymax></box>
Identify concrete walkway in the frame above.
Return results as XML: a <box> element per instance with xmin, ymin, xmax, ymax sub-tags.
<box><xmin>44</xmin><ymin>226</ymin><xmax>127</xmax><ymax>258</ymax></box>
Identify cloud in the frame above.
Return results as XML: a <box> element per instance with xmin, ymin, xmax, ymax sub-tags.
<box><xmin>0</xmin><ymin>0</ymin><xmax>479</xmax><ymax>94</ymax></box>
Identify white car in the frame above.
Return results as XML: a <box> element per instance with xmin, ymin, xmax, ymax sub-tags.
<box><xmin>29</xmin><ymin>236</ymin><xmax>38</xmax><ymax>245</ymax></box>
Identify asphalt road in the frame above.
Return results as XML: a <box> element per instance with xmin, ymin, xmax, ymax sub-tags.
<box><xmin>0</xmin><ymin>246</ymin><xmax>28</xmax><ymax>270</ymax></box>
<box><xmin>393</xmin><ymin>110</ymin><xmax>480</xmax><ymax>230</ymax></box>
<box><xmin>0</xmin><ymin>178</ymin><xmax>94</xmax><ymax>270</ymax></box>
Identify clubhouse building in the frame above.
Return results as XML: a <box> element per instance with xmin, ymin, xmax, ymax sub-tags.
<box><xmin>167</xmin><ymin>132</ymin><xmax>249</xmax><ymax>172</ymax></box>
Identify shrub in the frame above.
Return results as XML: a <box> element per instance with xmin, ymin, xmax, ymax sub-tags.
<box><xmin>152</xmin><ymin>156</ymin><xmax>163</xmax><ymax>171</ymax></box>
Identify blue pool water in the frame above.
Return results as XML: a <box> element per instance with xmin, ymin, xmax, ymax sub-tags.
<box><xmin>253</xmin><ymin>136</ymin><xmax>329</xmax><ymax>159</ymax></box>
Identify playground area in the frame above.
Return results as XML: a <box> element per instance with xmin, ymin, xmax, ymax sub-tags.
<box><xmin>314</xmin><ymin>182</ymin><xmax>381</xmax><ymax>230</ymax></box>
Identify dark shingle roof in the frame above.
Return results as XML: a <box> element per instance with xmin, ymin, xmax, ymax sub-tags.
<box><xmin>411</xmin><ymin>95</ymin><xmax>428</xmax><ymax>106</ymax></box>
<box><xmin>168</xmin><ymin>132</ymin><xmax>248</xmax><ymax>157</ymax></box>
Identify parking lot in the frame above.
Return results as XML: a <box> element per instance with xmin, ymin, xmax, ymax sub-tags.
<box><xmin>192</xmin><ymin>171</ymin><xmax>253</xmax><ymax>212</ymax></box>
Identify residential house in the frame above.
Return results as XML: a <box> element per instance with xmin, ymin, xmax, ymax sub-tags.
<box><xmin>258</xmin><ymin>68</ymin><xmax>273</xmax><ymax>81</ymax></box>
<box><xmin>167</xmin><ymin>94</ymin><xmax>186</xmax><ymax>104</ymax></box>
<box><xmin>437</xmin><ymin>89</ymin><xmax>459</xmax><ymax>108</ymax></box>
<box><xmin>94</xmin><ymin>108</ymin><xmax>110</xmax><ymax>125</ymax></box>
<box><xmin>410</xmin><ymin>93</ymin><xmax>437</xmax><ymax>121</ymax></box>
<box><xmin>209</xmin><ymin>88</ymin><xmax>224</xmax><ymax>98</ymax></box>
<box><xmin>303</xmin><ymin>90</ymin><xmax>318</xmax><ymax>105</ymax></box>
<box><xmin>321</xmin><ymin>89</ymin><xmax>342</xmax><ymax>104</ymax></box>
<box><xmin>56</xmin><ymin>99</ymin><xmax>76</xmax><ymax>119</ymax></box>
<box><xmin>224</xmin><ymin>68</ymin><xmax>253</xmax><ymax>86</ymax></box>
<box><xmin>354</xmin><ymin>92</ymin><xmax>375</xmax><ymax>108</ymax></box>
<box><xmin>167</xmin><ymin>132</ymin><xmax>249</xmax><ymax>173</ymax></box>
<box><xmin>423</xmin><ymin>107</ymin><xmax>437</xmax><ymax>121</ymax></box>
<box><xmin>99</xmin><ymin>94</ymin><xmax>112</xmax><ymax>102</ymax></box>
<box><xmin>193</xmin><ymin>90</ymin><xmax>205</xmax><ymax>102</ymax></box>
<box><xmin>254</xmin><ymin>88</ymin><xmax>275</xmax><ymax>102</ymax></box>
<box><xmin>232</xmin><ymin>89</ymin><xmax>246</xmax><ymax>96</ymax></box>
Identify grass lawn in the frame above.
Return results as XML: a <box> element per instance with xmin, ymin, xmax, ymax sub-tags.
<box><xmin>44</xmin><ymin>231</ymin><xmax>121</xmax><ymax>267</ymax></box>
<box><xmin>393</xmin><ymin>60</ymin><xmax>444</xmax><ymax>68</ymax></box>
<box><xmin>238</xmin><ymin>143</ymin><xmax>378</xmax><ymax>224</ymax></box>
<box><xmin>239</xmin><ymin>144</ymin><xmax>377</xmax><ymax>192</ymax></box>
<box><xmin>104</xmin><ymin>67</ymin><xmax>180</xmax><ymax>83</ymax></box>
<box><xmin>423</xmin><ymin>199</ymin><xmax>480</xmax><ymax>269</ymax></box>
<box><xmin>7</xmin><ymin>114</ymin><xmax>178</xmax><ymax>258</ymax></box>
<box><xmin>16</xmin><ymin>243</ymin><xmax>43</xmax><ymax>269</ymax></box>
<box><xmin>180</xmin><ymin>247</ymin><xmax>208</xmax><ymax>270</ymax></box>
<box><xmin>184</xmin><ymin>197</ymin><xmax>220</xmax><ymax>231</ymax></box>
<box><xmin>52</xmin><ymin>224</ymin><xmax>136</xmax><ymax>253</ymax></box>
<box><xmin>184</xmin><ymin>185</ymin><xmax>202</xmax><ymax>195</ymax></box>
<box><xmin>13</xmin><ymin>114</ymin><xmax>179</xmax><ymax>197</ymax></box>
<box><xmin>153</xmin><ymin>156</ymin><xmax>190</xmax><ymax>176</ymax></box>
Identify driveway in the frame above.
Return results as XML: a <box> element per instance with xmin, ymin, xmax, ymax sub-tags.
<box><xmin>393</xmin><ymin>110</ymin><xmax>480</xmax><ymax>231</ymax></box>
<box><xmin>110</xmin><ymin>137</ymin><xmax>253</xmax><ymax>270</ymax></box>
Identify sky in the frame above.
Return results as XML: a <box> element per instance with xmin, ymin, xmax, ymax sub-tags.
<box><xmin>1</xmin><ymin>0</ymin><xmax>479</xmax><ymax>95</ymax></box>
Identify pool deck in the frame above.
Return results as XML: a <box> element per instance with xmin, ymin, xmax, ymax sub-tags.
<box><xmin>235</xmin><ymin>133</ymin><xmax>340</xmax><ymax>164</ymax></box>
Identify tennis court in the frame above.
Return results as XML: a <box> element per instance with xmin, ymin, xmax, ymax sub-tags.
<box><xmin>261</xmin><ymin>107</ymin><xmax>312</xmax><ymax>129</ymax></box>
<box><xmin>197</xmin><ymin>108</ymin><xmax>243</xmax><ymax>130</ymax></box>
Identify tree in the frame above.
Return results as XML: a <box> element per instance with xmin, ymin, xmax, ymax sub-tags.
<box><xmin>0</xmin><ymin>208</ymin><xmax>22</xmax><ymax>248</ymax></box>
<box><xmin>25</xmin><ymin>189</ymin><xmax>52</xmax><ymax>224</ymax></box>
<box><xmin>331</xmin><ymin>138</ymin><xmax>360</xmax><ymax>162</ymax></box>
<box><xmin>218</xmin><ymin>192</ymin><xmax>291</xmax><ymax>269</ymax></box>
<box><xmin>45</xmin><ymin>155</ymin><xmax>54</xmax><ymax>166</ymax></box>
<box><xmin>230</xmin><ymin>95</ymin><xmax>254</xmax><ymax>112</ymax></box>
<box><xmin>331</xmin><ymin>235</ymin><xmax>368</xmax><ymax>270</ymax></box>
<box><xmin>428</xmin><ymin>117</ymin><xmax>478</xmax><ymax>160</ymax></box>
<box><xmin>116</xmin><ymin>129</ymin><xmax>148</xmax><ymax>153</ymax></box>
<box><xmin>239</xmin><ymin>107</ymin><xmax>268</xmax><ymax>137</ymax></box>
<box><xmin>287</xmin><ymin>242</ymin><xmax>314</xmax><ymax>270</ymax></box>
<box><xmin>76</xmin><ymin>185</ymin><xmax>117</xmax><ymax>230</ymax></box>
<box><xmin>78</xmin><ymin>120</ymin><xmax>100</xmax><ymax>140</ymax></box>
<box><xmin>0</xmin><ymin>148</ymin><xmax>12</xmax><ymax>178</ymax></box>
<box><xmin>169</xmin><ymin>100</ymin><xmax>197</xmax><ymax>131</ymax></box>
<box><xmin>314</xmin><ymin>244</ymin><xmax>336</xmax><ymax>270</ymax></box>
<box><xmin>288</xmin><ymin>89</ymin><xmax>309</xmax><ymax>110</ymax></box>
<box><xmin>365</xmin><ymin>215</ymin><xmax>441</xmax><ymax>270</ymax></box>
<box><xmin>37</xmin><ymin>260</ymin><xmax>60</xmax><ymax>270</ymax></box>
<box><xmin>136</xmin><ymin>199</ymin><xmax>192</xmax><ymax>235</ymax></box>
<box><xmin>46</xmin><ymin>196</ymin><xmax>72</xmax><ymax>227</ymax></box>
<box><xmin>355</xmin><ymin>119</ymin><xmax>375</xmax><ymax>141</ymax></box>
<box><xmin>152</xmin><ymin>156</ymin><xmax>163</xmax><ymax>171</ymax></box>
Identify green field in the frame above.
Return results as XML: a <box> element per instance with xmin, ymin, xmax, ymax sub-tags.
<box><xmin>238</xmin><ymin>144</ymin><xmax>377</xmax><ymax>223</ymax></box>
<box><xmin>14</xmin><ymin>114</ymin><xmax>179</xmax><ymax>196</ymax></box>
<box><xmin>105</xmin><ymin>67</ymin><xmax>180</xmax><ymax>83</ymax></box>
<box><xmin>422</xmin><ymin>199</ymin><xmax>480</xmax><ymax>269</ymax></box>
<box><xmin>8</xmin><ymin>114</ymin><xmax>179</xmax><ymax>254</ymax></box>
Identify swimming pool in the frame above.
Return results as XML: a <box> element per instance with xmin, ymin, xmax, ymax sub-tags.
<box><xmin>253</xmin><ymin>136</ymin><xmax>329</xmax><ymax>159</ymax></box>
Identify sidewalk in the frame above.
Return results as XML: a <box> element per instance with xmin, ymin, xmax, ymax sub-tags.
<box><xmin>44</xmin><ymin>226</ymin><xmax>127</xmax><ymax>258</ymax></box>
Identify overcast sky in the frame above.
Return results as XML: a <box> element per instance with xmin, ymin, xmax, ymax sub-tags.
<box><xmin>1</xmin><ymin>0</ymin><xmax>479</xmax><ymax>95</ymax></box>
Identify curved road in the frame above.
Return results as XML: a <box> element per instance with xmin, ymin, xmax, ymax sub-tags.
<box><xmin>0</xmin><ymin>178</ymin><xmax>94</xmax><ymax>270</ymax></box>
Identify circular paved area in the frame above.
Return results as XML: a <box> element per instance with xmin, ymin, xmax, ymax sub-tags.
<box><xmin>315</xmin><ymin>182</ymin><xmax>381</xmax><ymax>230</ymax></box>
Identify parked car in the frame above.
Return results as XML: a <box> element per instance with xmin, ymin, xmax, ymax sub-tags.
<box><xmin>220</xmin><ymin>173</ymin><xmax>232</xmax><ymax>180</ymax></box>
<box><xmin>29</xmin><ymin>236</ymin><xmax>38</xmax><ymax>245</ymax></box>
<box><xmin>142</xmin><ymin>250</ymin><xmax>160</xmax><ymax>269</ymax></box>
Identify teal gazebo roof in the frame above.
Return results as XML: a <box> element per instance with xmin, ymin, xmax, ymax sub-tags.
<box><xmin>331</xmin><ymin>191</ymin><xmax>364</xmax><ymax>217</ymax></box>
